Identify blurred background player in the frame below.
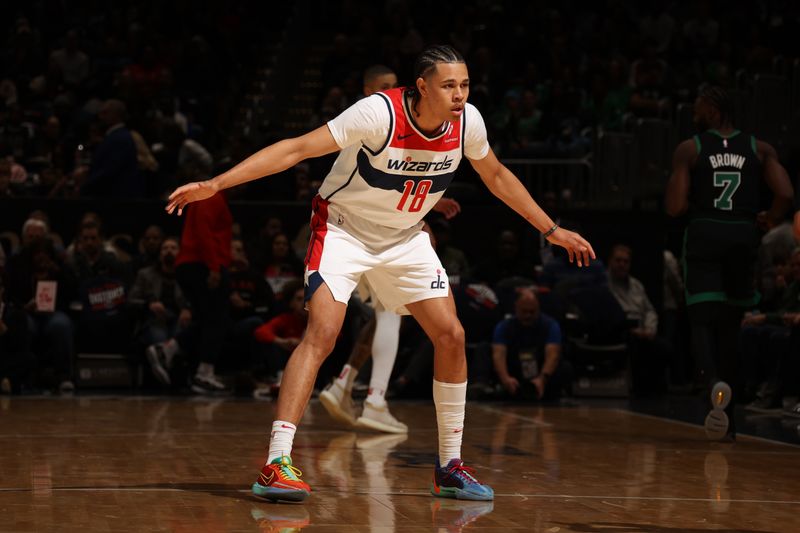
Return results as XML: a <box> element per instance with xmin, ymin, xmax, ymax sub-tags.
<box><xmin>666</xmin><ymin>85</ymin><xmax>794</xmax><ymax>441</ymax></box>
<box><xmin>319</xmin><ymin>65</ymin><xmax>461</xmax><ymax>434</ymax></box>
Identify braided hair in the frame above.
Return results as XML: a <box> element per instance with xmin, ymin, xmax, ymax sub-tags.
<box><xmin>698</xmin><ymin>85</ymin><xmax>734</xmax><ymax>127</ymax></box>
<box><xmin>408</xmin><ymin>45</ymin><xmax>465</xmax><ymax>116</ymax></box>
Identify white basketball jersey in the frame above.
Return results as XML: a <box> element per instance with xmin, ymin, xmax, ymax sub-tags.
<box><xmin>320</xmin><ymin>87</ymin><xmax>489</xmax><ymax>230</ymax></box>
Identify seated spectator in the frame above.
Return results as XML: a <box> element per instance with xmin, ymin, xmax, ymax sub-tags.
<box><xmin>226</xmin><ymin>239</ymin><xmax>274</xmax><ymax>375</ymax></box>
<box><xmin>741</xmin><ymin>247</ymin><xmax>800</xmax><ymax>412</ymax></box>
<box><xmin>490</xmin><ymin>289</ymin><xmax>567</xmax><ymax>401</ymax></box>
<box><xmin>129</xmin><ymin>237</ymin><xmax>191</xmax><ymax>346</ymax></box>
<box><xmin>65</xmin><ymin>220</ymin><xmax>131</xmax><ymax>353</ymax></box>
<box><xmin>230</xmin><ymin>239</ymin><xmax>274</xmax><ymax>323</ymax></box>
<box><xmin>131</xmin><ymin>225</ymin><xmax>165</xmax><ymax>273</ymax></box>
<box><xmin>473</xmin><ymin>229</ymin><xmax>536</xmax><ymax>287</ymax></box>
<box><xmin>606</xmin><ymin>244</ymin><xmax>669</xmax><ymax>395</ymax></box>
<box><xmin>0</xmin><ymin>276</ymin><xmax>36</xmax><ymax>394</ymax></box>
<box><xmin>756</xmin><ymin>218</ymin><xmax>796</xmax><ymax>311</ymax></box>
<box><xmin>253</xmin><ymin>280</ymin><xmax>307</xmax><ymax>387</ymax></box>
<box><xmin>5</xmin><ymin>236</ymin><xmax>74</xmax><ymax>393</ymax></box>
<box><xmin>262</xmin><ymin>232</ymin><xmax>303</xmax><ymax>303</ymax></box>
<box><xmin>539</xmin><ymin>235</ymin><xmax>606</xmax><ymax>298</ymax></box>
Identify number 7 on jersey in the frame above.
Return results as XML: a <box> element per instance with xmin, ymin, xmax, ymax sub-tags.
<box><xmin>713</xmin><ymin>171</ymin><xmax>741</xmax><ymax>210</ymax></box>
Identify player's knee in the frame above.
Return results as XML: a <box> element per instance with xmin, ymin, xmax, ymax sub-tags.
<box><xmin>303</xmin><ymin>324</ymin><xmax>339</xmax><ymax>356</ymax></box>
<box><xmin>432</xmin><ymin>322</ymin><xmax>465</xmax><ymax>352</ymax></box>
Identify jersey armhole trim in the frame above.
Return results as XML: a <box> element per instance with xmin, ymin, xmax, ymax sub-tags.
<box><xmin>750</xmin><ymin>135</ymin><xmax>757</xmax><ymax>155</ymax></box>
<box><xmin>362</xmin><ymin>92</ymin><xmax>394</xmax><ymax>157</ymax></box>
<box><xmin>323</xmin><ymin>164</ymin><xmax>358</xmax><ymax>201</ymax></box>
<box><xmin>693</xmin><ymin>135</ymin><xmax>701</xmax><ymax>155</ymax></box>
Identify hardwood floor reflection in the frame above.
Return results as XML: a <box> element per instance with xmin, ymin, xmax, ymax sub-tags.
<box><xmin>1</xmin><ymin>396</ymin><xmax>798</xmax><ymax>532</ymax></box>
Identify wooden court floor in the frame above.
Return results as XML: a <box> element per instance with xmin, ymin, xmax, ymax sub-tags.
<box><xmin>1</xmin><ymin>396</ymin><xmax>799</xmax><ymax>532</ymax></box>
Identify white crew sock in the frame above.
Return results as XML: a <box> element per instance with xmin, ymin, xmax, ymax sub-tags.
<box><xmin>366</xmin><ymin>310</ymin><xmax>401</xmax><ymax>408</ymax></box>
<box><xmin>433</xmin><ymin>379</ymin><xmax>466</xmax><ymax>466</ymax></box>
<box><xmin>267</xmin><ymin>420</ymin><xmax>296</xmax><ymax>463</ymax></box>
<box><xmin>334</xmin><ymin>364</ymin><xmax>358</xmax><ymax>393</ymax></box>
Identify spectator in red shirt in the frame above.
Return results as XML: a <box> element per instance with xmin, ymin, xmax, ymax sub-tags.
<box><xmin>253</xmin><ymin>280</ymin><xmax>307</xmax><ymax>386</ymax></box>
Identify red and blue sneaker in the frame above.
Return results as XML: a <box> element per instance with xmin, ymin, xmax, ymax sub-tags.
<box><xmin>431</xmin><ymin>458</ymin><xmax>494</xmax><ymax>501</ymax></box>
<box><xmin>251</xmin><ymin>455</ymin><xmax>311</xmax><ymax>502</ymax></box>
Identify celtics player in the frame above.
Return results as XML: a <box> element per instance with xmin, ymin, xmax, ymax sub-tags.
<box><xmin>666</xmin><ymin>85</ymin><xmax>794</xmax><ymax>440</ymax></box>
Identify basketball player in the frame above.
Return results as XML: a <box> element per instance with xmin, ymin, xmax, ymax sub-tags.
<box><xmin>167</xmin><ymin>45</ymin><xmax>594</xmax><ymax>502</ymax></box>
<box><xmin>320</xmin><ymin>64</ymin><xmax>460</xmax><ymax>435</ymax></box>
<box><xmin>666</xmin><ymin>85</ymin><xmax>793</xmax><ymax>441</ymax></box>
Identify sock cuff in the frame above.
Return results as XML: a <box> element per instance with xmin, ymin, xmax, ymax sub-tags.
<box><xmin>272</xmin><ymin>420</ymin><xmax>296</xmax><ymax>431</ymax></box>
<box><xmin>433</xmin><ymin>379</ymin><xmax>467</xmax><ymax>406</ymax></box>
<box><xmin>433</xmin><ymin>379</ymin><xmax>467</xmax><ymax>389</ymax></box>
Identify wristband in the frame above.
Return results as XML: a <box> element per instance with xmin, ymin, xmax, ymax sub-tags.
<box><xmin>543</xmin><ymin>224</ymin><xmax>559</xmax><ymax>238</ymax></box>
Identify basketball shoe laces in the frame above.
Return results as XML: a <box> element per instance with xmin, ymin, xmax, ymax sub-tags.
<box><xmin>277</xmin><ymin>461</ymin><xmax>304</xmax><ymax>482</ymax></box>
<box><xmin>447</xmin><ymin>462</ymin><xmax>479</xmax><ymax>485</ymax></box>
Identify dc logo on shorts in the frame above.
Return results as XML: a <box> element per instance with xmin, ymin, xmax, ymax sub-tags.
<box><xmin>430</xmin><ymin>269</ymin><xmax>446</xmax><ymax>290</ymax></box>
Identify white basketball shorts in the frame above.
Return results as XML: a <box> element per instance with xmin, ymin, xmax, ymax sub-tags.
<box><xmin>303</xmin><ymin>196</ymin><xmax>448</xmax><ymax>315</ymax></box>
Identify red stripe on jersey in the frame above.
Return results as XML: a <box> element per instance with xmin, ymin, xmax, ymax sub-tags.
<box><xmin>382</xmin><ymin>88</ymin><xmax>461</xmax><ymax>152</ymax></box>
<box><xmin>304</xmin><ymin>195</ymin><xmax>329</xmax><ymax>270</ymax></box>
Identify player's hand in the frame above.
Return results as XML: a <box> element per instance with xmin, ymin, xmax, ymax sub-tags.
<box><xmin>501</xmin><ymin>375</ymin><xmax>520</xmax><ymax>395</ymax></box>
<box><xmin>546</xmin><ymin>227</ymin><xmax>595</xmax><ymax>267</ymax></box>
<box><xmin>166</xmin><ymin>180</ymin><xmax>218</xmax><ymax>215</ymax></box>
<box><xmin>178</xmin><ymin>308</ymin><xmax>192</xmax><ymax>327</ymax></box>
<box><xmin>432</xmin><ymin>197</ymin><xmax>461</xmax><ymax>219</ymax></box>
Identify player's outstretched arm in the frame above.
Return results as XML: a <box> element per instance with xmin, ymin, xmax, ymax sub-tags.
<box><xmin>469</xmin><ymin>149</ymin><xmax>595</xmax><ymax>267</ymax></box>
<box><xmin>166</xmin><ymin>126</ymin><xmax>340</xmax><ymax>215</ymax></box>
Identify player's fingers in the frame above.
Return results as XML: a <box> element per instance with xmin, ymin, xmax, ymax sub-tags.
<box><xmin>567</xmin><ymin>247</ymin><xmax>575</xmax><ymax>263</ymax></box>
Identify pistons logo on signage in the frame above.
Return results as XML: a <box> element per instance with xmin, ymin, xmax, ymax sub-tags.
<box><xmin>430</xmin><ymin>269</ymin><xmax>446</xmax><ymax>290</ymax></box>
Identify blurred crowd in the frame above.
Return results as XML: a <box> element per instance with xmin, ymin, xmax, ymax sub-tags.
<box><xmin>1</xmin><ymin>1</ymin><xmax>799</xmax><ymax>419</ymax></box>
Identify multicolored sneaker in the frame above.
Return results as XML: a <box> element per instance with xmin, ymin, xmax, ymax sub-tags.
<box><xmin>431</xmin><ymin>458</ymin><xmax>494</xmax><ymax>501</ymax></box>
<box><xmin>251</xmin><ymin>455</ymin><xmax>311</xmax><ymax>502</ymax></box>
